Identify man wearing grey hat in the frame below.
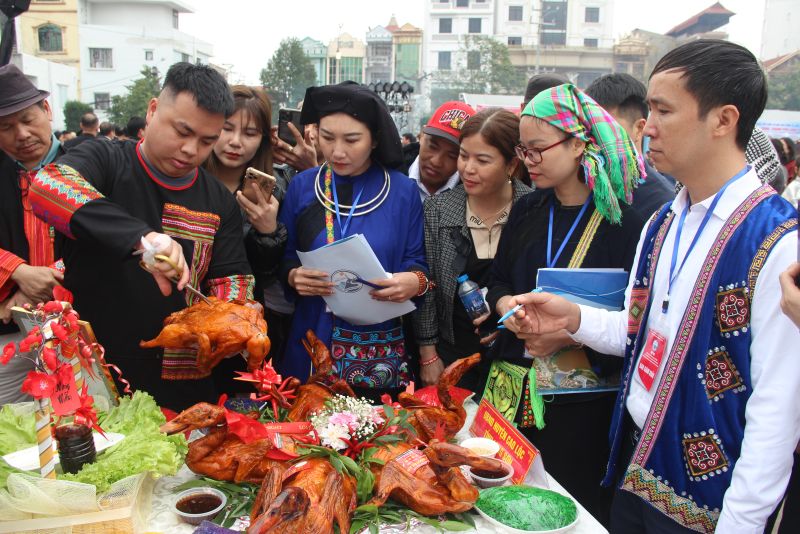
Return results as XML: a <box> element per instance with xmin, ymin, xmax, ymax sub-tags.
<box><xmin>0</xmin><ymin>64</ymin><xmax>65</xmax><ymax>404</ymax></box>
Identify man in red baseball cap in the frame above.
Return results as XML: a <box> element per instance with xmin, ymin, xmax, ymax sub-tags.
<box><xmin>408</xmin><ymin>101</ymin><xmax>475</xmax><ymax>202</ymax></box>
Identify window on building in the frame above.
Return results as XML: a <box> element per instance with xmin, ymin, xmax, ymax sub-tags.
<box><xmin>467</xmin><ymin>51</ymin><xmax>481</xmax><ymax>70</ymax></box>
<box><xmin>439</xmin><ymin>18</ymin><xmax>452</xmax><ymax>33</ymax></box>
<box><xmin>145</xmin><ymin>49</ymin><xmax>154</xmax><ymax>61</ymax></box>
<box><xmin>89</xmin><ymin>48</ymin><xmax>113</xmax><ymax>69</ymax></box>
<box><xmin>438</xmin><ymin>51</ymin><xmax>451</xmax><ymax>70</ymax></box>
<box><xmin>509</xmin><ymin>6</ymin><xmax>523</xmax><ymax>22</ymax></box>
<box><xmin>37</xmin><ymin>24</ymin><xmax>62</xmax><ymax>52</ymax></box>
<box><xmin>94</xmin><ymin>93</ymin><xmax>111</xmax><ymax>111</ymax></box>
<box><xmin>540</xmin><ymin>32</ymin><xmax>566</xmax><ymax>46</ymax></box>
<box><xmin>181</xmin><ymin>52</ymin><xmax>190</xmax><ymax>62</ymax></box>
<box><xmin>172</xmin><ymin>9</ymin><xmax>179</xmax><ymax>29</ymax></box>
<box><xmin>542</xmin><ymin>1</ymin><xmax>568</xmax><ymax>30</ymax></box>
<box><xmin>468</xmin><ymin>18</ymin><xmax>481</xmax><ymax>33</ymax></box>
<box><xmin>585</xmin><ymin>7</ymin><xmax>600</xmax><ymax>23</ymax></box>
<box><xmin>584</xmin><ymin>38</ymin><xmax>598</xmax><ymax>48</ymax></box>
<box><xmin>456</xmin><ymin>0</ymin><xmax>469</xmax><ymax>6</ymax></box>
<box><xmin>508</xmin><ymin>36</ymin><xmax>522</xmax><ymax>46</ymax></box>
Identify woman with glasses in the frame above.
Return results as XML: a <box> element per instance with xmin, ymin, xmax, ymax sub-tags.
<box><xmin>414</xmin><ymin>108</ymin><xmax>531</xmax><ymax>389</ymax></box>
<box><xmin>484</xmin><ymin>84</ymin><xmax>648</xmax><ymax>524</ymax></box>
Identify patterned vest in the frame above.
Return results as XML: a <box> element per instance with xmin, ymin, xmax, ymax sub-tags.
<box><xmin>602</xmin><ymin>185</ymin><xmax>797</xmax><ymax>533</ymax></box>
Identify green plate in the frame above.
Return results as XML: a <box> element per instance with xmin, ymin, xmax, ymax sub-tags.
<box><xmin>475</xmin><ymin>485</ymin><xmax>578</xmax><ymax>532</ymax></box>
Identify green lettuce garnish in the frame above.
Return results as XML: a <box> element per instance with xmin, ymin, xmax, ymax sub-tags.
<box><xmin>0</xmin><ymin>403</ymin><xmax>36</xmax><ymax>456</ymax></box>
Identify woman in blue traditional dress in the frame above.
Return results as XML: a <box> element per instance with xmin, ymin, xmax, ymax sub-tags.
<box><xmin>278</xmin><ymin>82</ymin><xmax>431</xmax><ymax>402</ymax></box>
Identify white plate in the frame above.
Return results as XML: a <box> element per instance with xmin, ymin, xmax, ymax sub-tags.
<box><xmin>2</xmin><ymin>431</ymin><xmax>125</xmax><ymax>472</ymax></box>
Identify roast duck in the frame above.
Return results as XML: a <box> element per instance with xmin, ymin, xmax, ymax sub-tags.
<box><xmin>161</xmin><ymin>333</ymin><xmax>508</xmax><ymax>533</ymax></box>
<box><xmin>140</xmin><ymin>296</ymin><xmax>270</xmax><ymax>373</ymax></box>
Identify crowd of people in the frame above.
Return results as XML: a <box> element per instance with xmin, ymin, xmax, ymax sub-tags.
<box><xmin>0</xmin><ymin>37</ymin><xmax>799</xmax><ymax>533</ymax></box>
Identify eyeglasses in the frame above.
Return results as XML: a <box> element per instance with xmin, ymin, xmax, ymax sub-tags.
<box><xmin>514</xmin><ymin>136</ymin><xmax>571</xmax><ymax>164</ymax></box>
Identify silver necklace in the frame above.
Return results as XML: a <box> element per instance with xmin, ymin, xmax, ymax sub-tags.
<box><xmin>314</xmin><ymin>162</ymin><xmax>391</xmax><ymax>216</ymax></box>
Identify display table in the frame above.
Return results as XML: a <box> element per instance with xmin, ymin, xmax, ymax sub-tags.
<box><xmin>145</xmin><ymin>399</ymin><xmax>609</xmax><ymax>533</ymax></box>
<box><xmin>146</xmin><ymin>466</ymin><xmax>608</xmax><ymax>533</ymax></box>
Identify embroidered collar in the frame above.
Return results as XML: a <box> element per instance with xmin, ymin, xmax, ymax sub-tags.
<box><xmin>136</xmin><ymin>140</ymin><xmax>198</xmax><ymax>190</ymax></box>
<box><xmin>14</xmin><ymin>134</ymin><xmax>60</xmax><ymax>172</ymax></box>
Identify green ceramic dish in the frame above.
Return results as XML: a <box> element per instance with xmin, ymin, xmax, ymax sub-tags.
<box><xmin>475</xmin><ymin>485</ymin><xmax>578</xmax><ymax>532</ymax></box>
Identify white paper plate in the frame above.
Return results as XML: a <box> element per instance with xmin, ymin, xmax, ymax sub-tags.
<box><xmin>2</xmin><ymin>431</ymin><xmax>125</xmax><ymax>471</ymax></box>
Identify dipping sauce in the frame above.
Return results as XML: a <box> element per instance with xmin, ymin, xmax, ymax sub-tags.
<box><xmin>176</xmin><ymin>493</ymin><xmax>222</xmax><ymax>515</ymax></box>
<box><xmin>471</xmin><ymin>468</ymin><xmax>507</xmax><ymax>479</ymax></box>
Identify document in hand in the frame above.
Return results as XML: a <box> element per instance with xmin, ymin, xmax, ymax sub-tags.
<box><xmin>297</xmin><ymin>234</ymin><xmax>416</xmax><ymax>325</ymax></box>
<box><xmin>536</xmin><ymin>268</ymin><xmax>629</xmax><ymax>311</ymax></box>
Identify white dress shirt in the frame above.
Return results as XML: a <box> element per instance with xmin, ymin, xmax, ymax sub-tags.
<box><xmin>408</xmin><ymin>156</ymin><xmax>461</xmax><ymax>203</ymax></box>
<box><xmin>571</xmin><ymin>169</ymin><xmax>800</xmax><ymax>533</ymax></box>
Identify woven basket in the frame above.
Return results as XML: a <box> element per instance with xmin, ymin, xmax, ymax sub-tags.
<box><xmin>0</xmin><ymin>472</ymin><xmax>154</xmax><ymax>534</ymax></box>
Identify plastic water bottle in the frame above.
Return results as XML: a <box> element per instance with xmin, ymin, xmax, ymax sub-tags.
<box><xmin>457</xmin><ymin>274</ymin><xmax>490</xmax><ymax>320</ymax></box>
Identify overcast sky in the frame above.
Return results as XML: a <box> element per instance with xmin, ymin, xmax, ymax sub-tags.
<box><xmin>181</xmin><ymin>0</ymin><xmax>766</xmax><ymax>84</ymax></box>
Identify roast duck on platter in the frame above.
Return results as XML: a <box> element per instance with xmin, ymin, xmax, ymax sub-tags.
<box><xmin>140</xmin><ymin>296</ymin><xmax>270</xmax><ymax>373</ymax></box>
<box><xmin>160</xmin><ymin>332</ymin><xmax>508</xmax><ymax>533</ymax></box>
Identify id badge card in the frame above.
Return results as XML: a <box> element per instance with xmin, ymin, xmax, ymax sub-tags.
<box><xmin>636</xmin><ymin>314</ymin><xmax>669</xmax><ymax>392</ymax></box>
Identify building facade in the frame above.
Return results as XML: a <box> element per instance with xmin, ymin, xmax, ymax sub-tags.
<box><xmin>422</xmin><ymin>0</ymin><xmax>615</xmax><ymax>108</ymax></box>
<box><xmin>365</xmin><ymin>25</ymin><xmax>393</xmax><ymax>84</ymax></box>
<box><xmin>327</xmin><ymin>32</ymin><xmax>365</xmax><ymax>85</ymax></box>
<box><xmin>393</xmin><ymin>22</ymin><xmax>422</xmax><ymax>84</ymax></box>
<box><xmin>77</xmin><ymin>0</ymin><xmax>213</xmax><ymax>120</ymax></box>
<box><xmin>300</xmin><ymin>37</ymin><xmax>328</xmax><ymax>86</ymax></box>
<box><xmin>17</xmin><ymin>0</ymin><xmax>82</xmax><ymax>96</ymax></box>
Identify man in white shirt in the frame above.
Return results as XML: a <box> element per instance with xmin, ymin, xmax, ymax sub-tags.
<box><xmin>407</xmin><ymin>101</ymin><xmax>475</xmax><ymax>202</ymax></box>
<box><xmin>503</xmin><ymin>40</ymin><xmax>800</xmax><ymax>534</ymax></box>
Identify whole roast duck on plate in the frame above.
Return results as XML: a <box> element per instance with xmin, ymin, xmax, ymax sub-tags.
<box><xmin>140</xmin><ymin>297</ymin><xmax>270</xmax><ymax>373</ymax></box>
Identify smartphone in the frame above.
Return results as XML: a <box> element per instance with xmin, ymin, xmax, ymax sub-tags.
<box><xmin>278</xmin><ymin>108</ymin><xmax>303</xmax><ymax>146</ymax></box>
<box><xmin>242</xmin><ymin>167</ymin><xmax>276</xmax><ymax>203</ymax></box>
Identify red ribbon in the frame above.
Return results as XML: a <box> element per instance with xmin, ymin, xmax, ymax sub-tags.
<box><xmin>71</xmin><ymin>384</ymin><xmax>106</xmax><ymax>438</ymax></box>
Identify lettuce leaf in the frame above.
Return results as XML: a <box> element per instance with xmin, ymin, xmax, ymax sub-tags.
<box><xmin>60</xmin><ymin>391</ymin><xmax>187</xmax><ymax>492</ymax></box>
<box><xmin>0</xmin><ymin>403</ymin><xmax>36</xmax><ymax>456</ymax></box>
<box><xmin>97</xmin><ymin>391</ymin><xmax>167</xmax><ymax>434</ymax></box>
<box><xmin>60</xmin><ymin>427</ymin><xmax>186</xmax><ymax>492</ymax></box>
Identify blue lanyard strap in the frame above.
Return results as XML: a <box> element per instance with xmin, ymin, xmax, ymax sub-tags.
<box><xmin>664</xmin><ymin>165</ymin><xmax>750</xmax><ymax>311</ymax></box>
<box><xmin>547</xmin><ymin>193</ymin><xmax>593</xmax><ymax>268</ymax></box>
<box><xmin>331</xmin><ymin>173</ymin><xmax>366</xmax><ymax>239</ymax></box>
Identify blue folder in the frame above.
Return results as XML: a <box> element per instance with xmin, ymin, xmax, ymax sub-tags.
<box><xmin>536</xmin><ymin>268</ymin><xmax>629</xmax><ymax>311</ymax></box>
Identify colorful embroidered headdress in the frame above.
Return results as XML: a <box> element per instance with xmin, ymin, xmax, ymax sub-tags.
<box><xmin>522</xmin><ymin>83</ymin><xmax>645</xmax><ymax>224</ymax></box>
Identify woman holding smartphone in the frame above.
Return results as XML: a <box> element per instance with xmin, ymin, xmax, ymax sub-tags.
<box><xmin>203</xmin><ymin>85</ymin><xmax>290</xmax><ymax>391</ymax></box>
<box><xmin>278</xmin><ymin>82</ymin><xmax>430</xmax><ymax>403</ymax></box>
<box><xmin>414</xmin><ymin>108</ymin><xmax>531</xmax><ymax>390</ymax></box>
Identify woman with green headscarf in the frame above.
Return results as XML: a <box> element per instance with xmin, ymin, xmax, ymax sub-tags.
<box><xmin>483</xmin><ymin>83</ymin><xmax>648</xmax><ymax>524</ymax></box>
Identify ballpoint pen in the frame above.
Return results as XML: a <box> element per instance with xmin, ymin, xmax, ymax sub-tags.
<box><xmin>496</xmin><ymin>287</ymin><xmax>543</xmax><ymax>325</ymax></box>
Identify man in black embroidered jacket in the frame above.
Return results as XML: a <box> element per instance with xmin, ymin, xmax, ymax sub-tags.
<box><xmin>30</xmin><ymin>63</ymin><xmax>254</xmax><ymax>411</ymax></box>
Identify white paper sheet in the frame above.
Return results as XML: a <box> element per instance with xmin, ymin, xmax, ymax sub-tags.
<box><xmin>297</xmin><ymin>234</ymin><xmax>416</xmax><ymax>325</ymax></box>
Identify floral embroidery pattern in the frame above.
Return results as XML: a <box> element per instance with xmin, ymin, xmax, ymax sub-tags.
<box><xmin>699</xmin><ymin>347</ymin><xmax>745</xmax><ymax>401</ymax></box>
<box><xmin>715</xmin><ymin>285</ymin><xmax>749</xmax><ymax>335</ymax></box>
<box><xmin>682</xmin><ymin>430</ymin><xmax>729</xmax><ymax>481</ymax></box>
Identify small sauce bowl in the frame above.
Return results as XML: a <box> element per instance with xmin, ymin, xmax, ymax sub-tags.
<box><xmin>467</xmin><ymin>460</ymin><xmax>514</xmax><ymax>488</ymax></box>
<box><xmin>172</xmin><ymin>487</ymin><xmax>227</xmax><ymax>525</ymax></box>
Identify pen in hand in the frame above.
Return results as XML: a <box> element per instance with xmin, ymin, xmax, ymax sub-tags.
<box><xmin>496</xmin><ymin>287</ymin><xmax>543</xmax><ymax>326</ymax></box>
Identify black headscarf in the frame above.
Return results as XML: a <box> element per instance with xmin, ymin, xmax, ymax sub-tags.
<box><xmin>301</xmin><ymin>81</ymin><xmax>403</xmax><ymax>169</ymax></box>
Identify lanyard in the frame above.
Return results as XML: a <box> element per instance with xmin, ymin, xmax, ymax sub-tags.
<box><xmin>331</xmin><ymin>174</ymin><xmax>366</xmax><ymax>239</ymax></box>
<box><xmin>662</xmin><ymin>165</ymin><xmax>750</xmax><ymax>313</ymax></box>
<box><xmin>547</xmin><ymin>193</ymin><xmax>593</xmax><ymax>268</ymax></box>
